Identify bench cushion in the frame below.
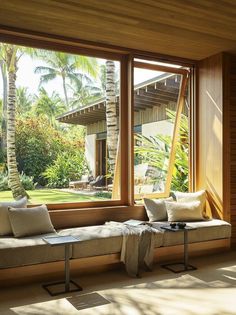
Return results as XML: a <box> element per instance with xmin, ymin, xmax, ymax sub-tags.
<box><xmin>58</xmin><ymin>225</ymin><xmax>124</xmax><ymax>259</ymax></box>
<box><xmin>0</xmin><ymin>219</ymin><xmax>231</xmax><ymax>269</ymax></box>
<box><xmin>0</xmin><ymin>232</ymin><xmax>67</xmax><ymax>268</ymax></box>
<box><xmin>161</xmin><ymin>219</ymin><xmax>231</xmax><ymax>246</ymax></box>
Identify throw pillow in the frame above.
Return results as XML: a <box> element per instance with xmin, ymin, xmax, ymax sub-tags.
<box><xmin>8</xmin><ymin>204</ymin><xmax>56</xmax><ymax>237</ymax></box>
<box><xmin>165</xmin><ymin>200</ymin><xmax>203</xmax><ymax>222</ymax></box>
<box><xmin>144</xmin><ymin>197</ymin><xmax>173</xmax><ymax>222</ymax></box>
<box><xmin>172</xmin><ymin>190</ymin><xmax>210</xmax><ymax>218</ymax></box>
<box><xmin>0</xmin><ymin>197</ymin><xmax>28</xmax><ymax>236</ymax></box>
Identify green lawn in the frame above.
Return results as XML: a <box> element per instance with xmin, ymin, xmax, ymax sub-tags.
<box><xmin>0</xmin><ymin>189</ymin><xmax>107</xmax><ymax>204</ymax></box>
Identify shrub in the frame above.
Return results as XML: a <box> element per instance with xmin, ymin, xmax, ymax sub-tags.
<box><xmin>0</xmin><ymin>172</ymin><xmax>36</xmax><ymax>191</ymax></box>
<box><xmin>15</xmin><ymin>117</ymin><xmax>85</xmax><ymax>186</ymax></box>
<box><xmin>0</xmin><ymin>172</ymin><xmax>9</xmax><ymax>191</ymax></box>
<box><xmin>94</xmin><ymin>191</ymin><xmax>112</xmax><ymax>199</ymax></box>
<box><xmin>43</xmin><ymin>151</ymin><xmax>88</xmax><ymax>188</ymax></box>
<box><xmin>20</xmin><ymin>172</ymin><xmax>37</xmax><ymax>190</ymax></box>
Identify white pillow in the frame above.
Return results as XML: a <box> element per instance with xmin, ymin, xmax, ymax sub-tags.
<box><xmin>165</xmin><ymin>200</ymin><xmax>204</xmax><ymax>222</ymax></box>
<box><xmin>8</xmin><ymin>204</ymin><xmax>56</xmax><ymax>237</ymax></box>
<box><xmin>144</xmin><ymin>197</ymin><xmax>173</xmax><ymax>222</ymax></box>
<box><xmin>0</xmin><ymin>197</ymin><xmax>28</xmax><ymax>235</ymax></box>
<box><xmin>173</xmin><ymin>190</ymin><xmax>208</xmax><ymax>217</ymax></box>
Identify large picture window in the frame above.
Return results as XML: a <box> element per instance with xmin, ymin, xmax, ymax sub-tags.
<box><xmin>0</xmin><ymin>43</ymin><xmax>121</xmax><ymax>205</ymax></box>
<box><xmin>0</xmin><ymin>35</ymin><xmax>193</xmax><ymax>209</ymax></box>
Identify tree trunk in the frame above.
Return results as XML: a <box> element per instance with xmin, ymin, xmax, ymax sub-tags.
<box><xmin>62</xmin><ymin>74</ymin><xmax>69</xmax><ymax>107</ymax></box>
<box><xmin>6</xmin><ymin>46</ymin><xmax>28</xmax><ymax>199</ymax></box>
<box><xmin>0</xmin><ymin>61</ymin><xmax>7</xmax><ymax>151</ymax></box>
<box><xmin>105</xmin><ymin>60</ymin><xmax>118</xmax><ymax>178</ymax></box>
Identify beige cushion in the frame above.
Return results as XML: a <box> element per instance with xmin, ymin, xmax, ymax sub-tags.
<box><xmin>173</xmin><ymin>190</ymin><xmax>210</xmax><ymax>218</ymax></box>
<box><xmin>165</xmin><ymin>200</ymin><xmax>204</xmax><ymax>221</ymax></box>
<box><xmin>162</xmin><ymin>219</ymin><xmax>231</xmax><ymax>246</ymax></box>
<box><xmin>0</xmin><ymin>197</ymin><xmax>28</xmax><ymax>236</ymax></box>
<box><xmin>8</xmin><ymin>204</ymin><xmax>56</xmax><ymax>237</ymax></box>
<box><xmin>143</xmin><ymin>197</ymin><xmax>173</xmax><ymax>222</ymax></box>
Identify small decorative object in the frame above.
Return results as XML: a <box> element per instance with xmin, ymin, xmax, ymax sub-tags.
<box><xmin>170</xmin><ymin>222</ymin><xmax>176</xmax><ymax>228</ymax></box>
<box><xmin>177</xmin><ymin>222</ymin><xmax>186</xmax><ymax>229</ymax></box>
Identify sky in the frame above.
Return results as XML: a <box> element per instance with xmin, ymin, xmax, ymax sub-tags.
<box><xmin>0</xmin><ymin>51</ymin><xmax>164</xmax><ymax>102</ymax></box>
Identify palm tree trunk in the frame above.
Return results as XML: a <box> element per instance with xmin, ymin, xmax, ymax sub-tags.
<box><xmin>62</xmin><ymin>75</ymin><xmax>69</xmax><ymax>107</ymax></box>
<box><xmin>0</xmin><ymin>61</ymin><xmax>7</xmax><ymax>151</ymax></box>
<box><xmin>6</xmin><ymin>47</ymin><xmax>28</xmax><ymax>199</ymax></box>
<box><xmin>105</xmin><ymin>60</ymin><xmax>118</xmax><ymax>178</ymax></box>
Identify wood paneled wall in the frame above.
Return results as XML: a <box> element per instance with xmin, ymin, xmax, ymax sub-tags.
<box><xmin>197</xmin><ymin>54</ymin><xmax>224</xmax><ymax>219</ymax></box>
<box><xmin>197</xmin><ymin>53</ymin><xmax>236</xmax><ymax>246</ymax></box>
<box><xmin>226</xmin><ymin>54</ymin><xmax>236</xmax><ymax>245</ymax></box>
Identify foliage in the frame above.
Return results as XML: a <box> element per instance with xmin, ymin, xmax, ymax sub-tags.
<box><xmin>16</xmin><ymin>86</ymin><xmax>33</xmax><ymax>116</ymax></box>
<box><xmin>134</xmin><ymin>109</ymin><xmax>189</xmax><ymax>192</ymax></box>
<box><xmin>19</xmin><ymin>172</ymin><xmax>36</xmax><ymax>190</ymax></box>
<box><xmin>15</xmin><ymin>117</ymin><xmax>85</xmax><ymax>186</ymax></box>
<box><xmin>43</xmin><ymin>151</ymin><xmax>88</xmax><ymax>188</ymax></box>
<box><xmin>0</xmin><ymin>171</ymin><xmax>36</xmax><ymax>191</ymax></box>
<box><xmin>34</xmin><ymin>50</ymin><xmax>98</xmax><ymax>107</ymax></box>
<box><xmin>68</xmin><ymin>75</ymin><xmax>102</xmax><ymax>108</ymax></box>
<box><xmin>0</xmin><ymin>172</ymin><xmax>9</xmax><ymax>191</ymax></box>
<box><xmin>94</xmin><ymin>191</ymin><xmax>112</xmax><ymax>199</ymax></box>
<box><xmin>31</xmin><ymin>87</ymin><xmax>66</xmax><ymax>125</ymax></box>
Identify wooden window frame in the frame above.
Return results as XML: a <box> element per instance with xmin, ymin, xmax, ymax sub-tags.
<box><xmin>133</xmin><ymin>60</ymin><xmax>190</xmax><ymax>200</ymax></box>
<box><xmin>0</xmin><ymin>26</ymin><xmax>195</xmax><ymax>211</ymax></box>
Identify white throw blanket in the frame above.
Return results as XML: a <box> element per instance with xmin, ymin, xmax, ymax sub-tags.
<box><xmin>105</xmin><ymin>221</ymin><xmax>163</xmax><ymax>277</ymax></box>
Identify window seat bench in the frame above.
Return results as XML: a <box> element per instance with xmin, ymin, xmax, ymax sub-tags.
<box><xmin>0</xmin><ymin>219</ymin><xmax>231</xmax><ymax>275</ymax></box>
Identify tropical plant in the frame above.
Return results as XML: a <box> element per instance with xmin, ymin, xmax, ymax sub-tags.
<box><xmin>15</xmin><ymin>116</ymin><xmax>85</xmax><ymax>186</ymax></box>
<box><xmin>0</xmin><ymin>171</ymin><xmax>36</xmax><ymax>191</ymax></box>
<box><xmin>134</xmin><ymin>109</ymin><xmax>189</xmax><ymax>192</ymax></box>
<box><xmin>0</xmin><ymin>171</ymin><xmax>9</xmax><ymax>191</ymax></box>
<box><xmin>68</xmin><ymin>75</ymin><xmax>102</xmax><ymax>108</ymax></box>
<box><xmin>19</xmin><ymin>172</ymin><xmax>36</xmax><ymax>190</ymax></box>
<box><xmin>31</xmin><ymin>87</ymin><xmax>66</xmax><ymax>125</ymax></box>
<box><xmin>0</xmin><ymin>43</ymin><xmax>32</xmax><ymax>199</ymax></box>
<box><xmin>16</xmin><ymin>86</ymin><xmax>33</xmax><ymax>116</ymax></box>
<box><xmin>43</xmin><ymin>151</ymin><xmax>88</xmax><ymax>188</ymax></box>
<box><xmin>0</xmin><ymin>52</ymin><xmax>7</xmax><ymax>151</ymax></box>
<box><xmin>34</xmin><ymin>50</ymin><xmax>98</xmax><ymax>107</ymax></box>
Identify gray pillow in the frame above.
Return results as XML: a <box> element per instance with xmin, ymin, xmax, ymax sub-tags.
<box><xmin>8</xmin><ymin>204</ymin><xmax>56</xmax><ymax>237</ymax></box>
<box><xmin>144</xmin><ymin>197</ymin><xmax>173</xmax><ymax>222</ymax></box>
<box><xmin>0</xmin><ymin>197</ymin><xmax>28</xmax><ymax>235</ymax></box>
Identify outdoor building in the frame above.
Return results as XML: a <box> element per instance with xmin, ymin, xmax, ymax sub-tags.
<box><xmin>58</xmin><ymin>72</ymin><xmax>188</xmax><ymax>197</ymax></box>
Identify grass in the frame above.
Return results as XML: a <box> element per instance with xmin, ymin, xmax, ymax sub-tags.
<box><xmin>0</xmin><ymin>189</ymin><xmax>107</xmax><ymax>204</ymax></box>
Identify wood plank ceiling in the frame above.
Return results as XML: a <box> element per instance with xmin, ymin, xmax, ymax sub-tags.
<box><xmin>0</xmin><ymin>0</ymin><xmax>236</xmax><ymax>60</ymax></box>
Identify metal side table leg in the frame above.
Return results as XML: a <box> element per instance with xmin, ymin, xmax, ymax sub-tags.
<box><xmin>65</xmin><ymin>244</ymin><xmax>70</xmax><ymax>292</ymax></box>
<box><xmin>42</xmin><ymin>243</ymin><xmax>83</xmax><ymax>296</ymax></box>
<box><xmin>161</xmin><ymin>228</ymin><xmax>197</xmax><ymax>273</ymax></box>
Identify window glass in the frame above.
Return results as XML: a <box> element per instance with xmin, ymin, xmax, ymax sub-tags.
<box><xmin>133</xmin><ymin>60</ymin><xmax>189</xmax><ymax>200</ymax></box>
<box><xmin>0</xmin><ymin>43</ymin><xmax>120</xmax><ymax>203</ymax></box>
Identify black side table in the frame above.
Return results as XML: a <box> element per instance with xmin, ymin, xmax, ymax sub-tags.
<box><xmin>161</xmin><ymin>225</ymin><xmax>197</xmax><ymax>273</ymax></box>
<box><xmin>42</xmin><ymin>235</ymin><xmax>83</xmax><ymax>296</ymax></box>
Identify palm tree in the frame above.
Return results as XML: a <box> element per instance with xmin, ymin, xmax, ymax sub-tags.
<box><xmin>32</xmin><ymin>87</ymin><xmax>66</xmax><ymax>125</ymax></box>
<box><xmin>0</xmin><ymin>48</ymin><xmax>8</xmax><ymax>151</ymax></box>
<box><xmin>34</xmin><ymin>51</ymin><xmax>98</xmax><ymax>108</ymax></box>
<box><xmin>68</xmin><ymin>74</ymin><xmax>102</xmax><ymax>108</ymax></box>
<box><xmin>105</xmin><ymin>60</ymin><xmax>118</xmax><ymax>178</ymax></box>
<box><xmin>1</xmin><ymin>43</ymin><xmax>29</xmax><ymax>199</ymax></box>
<box><xmin>16</xmin><ymin>86</ymin><xmax>33</xmax><ymax>116</ymax></box>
